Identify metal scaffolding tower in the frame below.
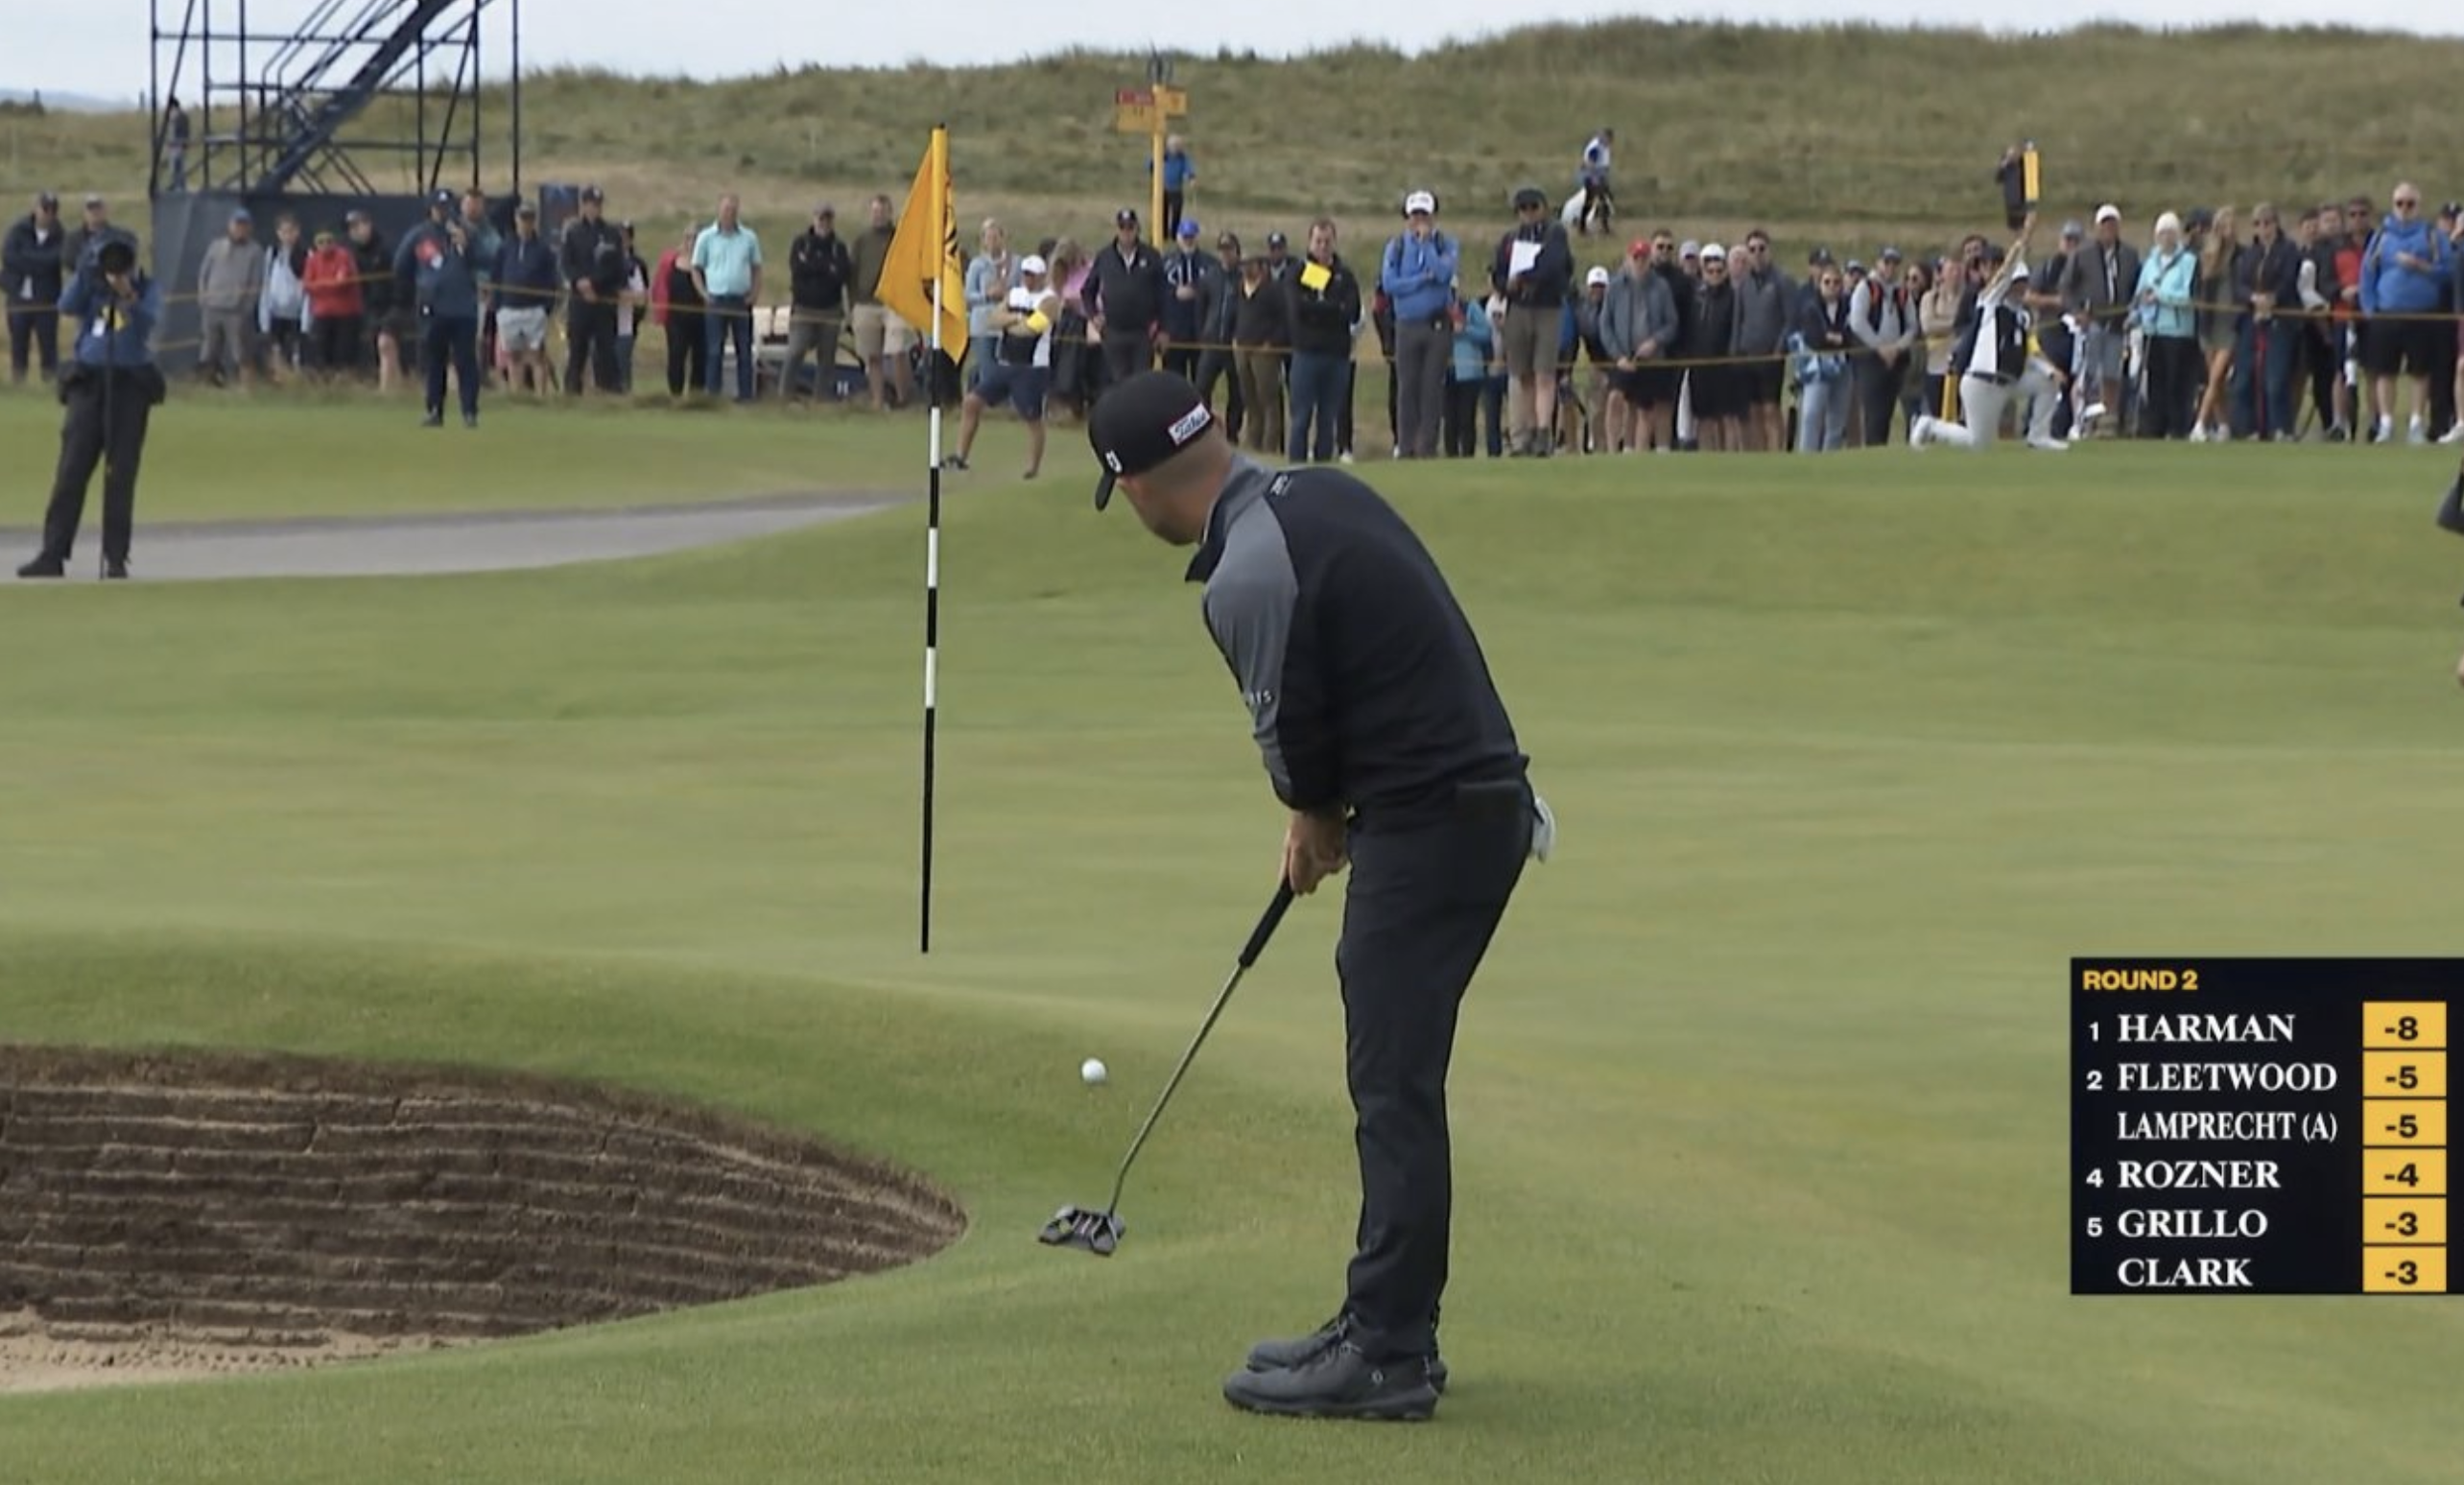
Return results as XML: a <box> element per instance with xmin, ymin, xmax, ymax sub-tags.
<box><xmin>147</xmin><ymin>0</ymin><xmax>520</xmax><ymax>200</ymax></box>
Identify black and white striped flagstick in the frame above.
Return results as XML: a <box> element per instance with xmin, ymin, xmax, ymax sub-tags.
<box><xmin>919</xmin><ymin>125</ymin><xmax>948</xmax><ymax>955</ymax></box>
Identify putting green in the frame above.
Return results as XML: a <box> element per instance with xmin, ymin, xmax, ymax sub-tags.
<box><xmin>4</xmin><ymin>422</ymin><xmax>2463</xmax><ymax>1483</ymax></box>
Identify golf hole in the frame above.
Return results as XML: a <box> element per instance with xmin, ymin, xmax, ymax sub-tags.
<box><xmin>0</xmin><ymin>1044</ymin><xmax>966</xmax><ymax>1394</ymax></box>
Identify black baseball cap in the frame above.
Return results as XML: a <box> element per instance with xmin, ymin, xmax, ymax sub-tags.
<box><xmin>1089</xmin><ymin>371</ymin><xmax>1216</xmax><ymax>511</ymax></box>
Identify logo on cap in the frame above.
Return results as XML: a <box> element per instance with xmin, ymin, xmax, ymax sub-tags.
<box><xmin>1168</xmin><ymin>405</ymin><xmax>1211</xmax><ymax>446</ymax></box>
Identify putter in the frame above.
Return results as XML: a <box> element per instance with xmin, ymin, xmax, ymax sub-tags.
<box><xmin>1038</xmin><ymin>878</ymin><xmax>1296</xmax><ymax>1256</ymax></box>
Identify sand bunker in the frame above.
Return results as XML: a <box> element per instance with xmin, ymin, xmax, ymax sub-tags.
<box><xmin>0</xmin><ymin>1045</ymin><xmax>965</xmax><ymax>1393</ymax></box>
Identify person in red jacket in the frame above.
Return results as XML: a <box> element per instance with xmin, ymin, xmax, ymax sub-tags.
<box><xmin>2331</xmin><ymin>205</ymin><xmax>2367</xmax><ymax>439</ymax></box>
<box><xmin>301</xmin><ymin>225</ymin><xmax>365</xmax><ymax>378</ymax></box>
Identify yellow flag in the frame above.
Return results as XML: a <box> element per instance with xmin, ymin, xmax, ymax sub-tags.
<box><xmin>879</xmin><ymin>126</ymin><xmax>969</xmax><ymax>364</ymax></box>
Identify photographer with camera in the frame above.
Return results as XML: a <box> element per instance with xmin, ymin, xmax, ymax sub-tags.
<box><xmin>14</xmin><ymin>236</ymin><xmax>166</xmax><ymax>580</ymax></box>
<box><xmin>394</xmin><ymin>189</ymin><xmax>485</xmax><ymax>428</ymax></box>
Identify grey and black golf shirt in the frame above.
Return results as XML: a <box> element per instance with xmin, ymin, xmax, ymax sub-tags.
<box><xmin>1184</xmin><ymin>456</ymin><xmax>1528</xmax><ymax>827</ymax></box>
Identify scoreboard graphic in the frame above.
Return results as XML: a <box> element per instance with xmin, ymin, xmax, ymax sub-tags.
<box><xmin>2072</xmin><ymin>958</ymin><xmax>2451</xmax><ymax>1295</ymax></box>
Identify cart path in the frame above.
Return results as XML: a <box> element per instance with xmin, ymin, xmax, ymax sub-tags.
<box><xmin>0</xmin><ymin>490</ymin><xmax>911</xmax><ymax>583</ymax></box>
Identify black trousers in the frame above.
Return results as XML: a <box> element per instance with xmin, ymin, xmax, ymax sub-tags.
<box><xmin>1443</xmin><ymin>376</ymin><xmax>1481</xmax><ymax>457</ymax></box>
<box><xmin>566</xmin><ymin>297</ymin><xmax>621</xmax><ymax>393</ymax></box>
<box><xmin>1098</xmin><ymin>329</ymin><xmax>1152</xmax><ymax>395</ymax></box>
<box><xmin>2140</xmin><ymin>335</ymin><xmax>2202</xmax><ymax>440</ymax></box>
<box><xmin>1196</xmin><ymin>346</ymin><xmax>1244</xmax><ymax>439</ymax></box>
<box><xmin>1336</xmin><ymin>776</ymin><xmax>1533</xmax><ymax>1360</ymax></box>
<box><xmin>666</xmin><ymin>310</ymin><xmax>709</xmax><ymax>395</ymax></box>
<box><xmin>40</xmin><ymin>367</ymin><xmax>154</xmax><ymax>565</ymax></box>
<box><xmin>313</xmin><ymin>314</ymin><xmax>363</xmax><ymax>373</ymax></box>
<box><xmin>2303</xmin><ymin>320</ymin><xmax>2339</xmax><ymax>431</ymax></box>
<box><xmin>421</xmin><ymin>314</ymin><xmax>481</xmax><ymax>417</ymax></box>
<box><xmin>1854</xmin><ymin>354</ymin><xmax>1907</xmax><ymax>446</ymax></box>
<box><xmin>10</xmin><ymin>306</ymin><xmax>60</xmax><ymax>381</ymax></box>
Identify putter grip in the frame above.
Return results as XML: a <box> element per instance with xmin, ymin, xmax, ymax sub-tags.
<box><xmin>1239</xmin><ymin>881</ymin><xmax>1297</xmax><ymax>967</ymax></box>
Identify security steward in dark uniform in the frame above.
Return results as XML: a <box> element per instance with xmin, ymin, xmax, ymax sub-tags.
<box><xmin>1079</xmin><ymin>207</ymin><xmax>1169</xmax><ymax>398</ymax></box>
<box><xmin>16</xmin><ymin>235</ymin><xmax>166</xmax><ymax>580</ymax></box>
<box><xmin>559</xmin><ymin>184</ymin><xmax>628</xmax><ymax>394</ymax></box>
<box><xmin>1088</xmin><ymin>368</ymin><xmax>1554</xmax><ymax>1423</ymax></box>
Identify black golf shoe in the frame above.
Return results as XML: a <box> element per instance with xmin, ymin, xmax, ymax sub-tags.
<box><xmin>16</xmin><ymin>555</ymin><xmax>65</xmax><ymax>579</ymax></box>
<box><xmin>1245</xmin><ymin>1315</ymin><xmax>1447</xmax><ymax>1394</ymax></box>
<box><xmin>1222</xmin><ymin>1339</ymin><xmax>1438</xmax><ymax>1422</ymax></box>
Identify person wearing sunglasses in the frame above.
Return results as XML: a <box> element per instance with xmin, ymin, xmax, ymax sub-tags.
<box><xmin>2357</xmin><ymin>181</ymin><xmax>2452</xmax><ymax>444</ymax></box>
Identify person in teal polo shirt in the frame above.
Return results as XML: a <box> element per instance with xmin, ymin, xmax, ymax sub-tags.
<box><xmin>692</xmin><ymin>195</ymin><xmax>765</xmax><ymax>401</ymax></box>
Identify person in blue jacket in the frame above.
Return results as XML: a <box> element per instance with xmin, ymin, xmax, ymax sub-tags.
<box><xmin>2357</xmin><ymin>181</ymin><xmax>2452</xmax><ymax>443</ymax></box>
<box><xmin>1380</xmin><ymin>190</ymin><xmax>1459</xmax><ymax>460</ymax></box>
<box><xmin>16</xmin><ymin>235</ymin><xmax>167</xmax><ymax>579</ymax></box>
<box><xmin>1152</xmin><ymin>135</ymin><xmax>1196</xmax><ymax>240</ymax></box>
<box><xmin>1444</xmin><ymin>291</ymin><xmax>1495</xmax><ymax>458</ymax></box>
<box><xmin>394</xmin><ymin>188</ymin><xmax>485</xmax><ymax>428</ymax></box>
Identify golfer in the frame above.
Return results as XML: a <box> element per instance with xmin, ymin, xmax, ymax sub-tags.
<box><xmin>1910</xmin><ymin>212</ymin><xmax>2067</xmax><ymax>453</ymax></box>
<box><xmin>1089</xmin><ymin>369</ymin><xmax>1552</xmax><ymax>1422</ymax></box>
<box><xmin>15</xmin><ymin>235</ymin><xmax>165</xmax><ymax>580</ymax></box>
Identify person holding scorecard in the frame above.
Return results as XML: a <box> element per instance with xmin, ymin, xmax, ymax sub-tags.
<box><xmin>1491</xmin><ymin>184</ymin><xmax>1574</xmax><ymax>456</ymax></box>
<box><xmin>1280</xmin><ymin>218</ymin><xmax>1362</xmax><ymax>466</ymax></box>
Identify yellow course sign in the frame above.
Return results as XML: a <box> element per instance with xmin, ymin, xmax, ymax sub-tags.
<box><xmin>1114</xmin><ymin>88</ymin><xmax>1158</xmax><ymax>134</ymax></box>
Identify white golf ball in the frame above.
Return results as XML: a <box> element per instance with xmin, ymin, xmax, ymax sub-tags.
<box><xmin>1080</xmin><ymin>1057</ymin><xmax>1108</xmax><ymax>1086</ymax></box>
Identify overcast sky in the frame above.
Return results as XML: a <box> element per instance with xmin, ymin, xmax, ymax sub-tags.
<box><xmin>19</xmin><ymin>2</ymin><xmax>2464</xmax><ymax>100</ymax></box>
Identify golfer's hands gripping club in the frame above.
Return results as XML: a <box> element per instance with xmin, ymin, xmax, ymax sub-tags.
<box><xmin>1282</xmin><ymin>808</ymin><xmax>1348</xmax><ymax>896</ymax></box>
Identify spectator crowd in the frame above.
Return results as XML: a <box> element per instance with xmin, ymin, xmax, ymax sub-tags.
<box><xmin>9</xmin><ymin>142</ymin><xmax>2464</xmax><ymax>459</ymax></box>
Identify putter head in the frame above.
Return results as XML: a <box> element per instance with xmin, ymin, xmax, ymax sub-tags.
<box><xmin>1037</xmin><ymin>1205</ymin><xmax>1125</xmax><ymax>1256</ymax></box>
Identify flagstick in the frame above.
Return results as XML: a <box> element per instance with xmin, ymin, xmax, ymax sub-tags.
<box><xmin>919</xmin><ymin>126</ymin><xmax>947</xmax><ymax>955</ymax></box>
<box><xmin>921</xmin><ymin>295</ymin><xmax>942</xmax><ymax>955</ymax></box>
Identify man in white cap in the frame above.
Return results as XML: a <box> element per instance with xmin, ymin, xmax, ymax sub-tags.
<box><xmin>2057</xmin><ymin>202</ymin><xmax>2139</xmax><ymax>437</ymax></box>
<box><xmin>1911</xmin><ymin>214</ymin><xmax>2067</xmax><ymax>452</ymax></box>
<box><xmin>1380</xmin><ymin>189</ymin><xmax>1459</xmax><ymax>460</ymax></box>
<box><xmin>951</xmin><ymin>253</ymin><xmax>1061</xmax><ymax>478</ymax></box>
<box><xmin>1575</xmin><ymin>265</ymin><xmax>1617</xmax><ymax>450</ymax></box>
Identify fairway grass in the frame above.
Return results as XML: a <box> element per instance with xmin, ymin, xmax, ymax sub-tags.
<box><xmin>4</xmin><ymin>440</ymin><xmax>2464</xmax><ymax>1482</ymax></box>
<box><xmin>0</xmin><ymin>385</ymin><xmax>932</xmax><ymax>523</ymax></box>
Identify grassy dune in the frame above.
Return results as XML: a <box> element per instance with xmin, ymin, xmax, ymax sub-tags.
<box><xmin>7</xmin><ymin>22</ymin><xmax>2462</xmax><ymax>268</ymax></box>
